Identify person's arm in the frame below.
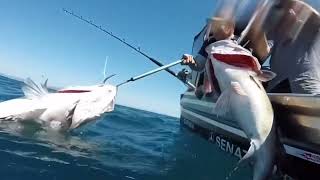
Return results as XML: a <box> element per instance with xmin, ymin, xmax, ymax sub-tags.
<box><xmin>193</xmin><ymin>54</ymin><xmax>207</xmax><ymax>71</ymax></box>
<box><xmin>181</xmin><ymin>54</ymin><xmax>206</xmax><ymax>71</ymax></box>
<box><xmin>244</xmin><ymin>3</ymin><xmax>271</xmax><ymax>63</ymax></box>
<box><xmin>247</xmin><ymin>31</ymin><xmax>270</xmax><ymax>63</ymax></box>
<box><xmin>181</xmin><ymin>37</ymin><xmax>211</xmax><ymax>71</ymax></box>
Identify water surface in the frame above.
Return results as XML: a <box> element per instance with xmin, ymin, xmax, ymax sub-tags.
<box><xmin>0</xmin><ymin>75</ymin><xmax>250</xmax><ymax>180</ymax></box>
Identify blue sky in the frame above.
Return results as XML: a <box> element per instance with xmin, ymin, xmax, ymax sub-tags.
<box><xmin>0</xmin><ymin>0</ymin><xmax>216</xmax><ymax>117</ymax></box>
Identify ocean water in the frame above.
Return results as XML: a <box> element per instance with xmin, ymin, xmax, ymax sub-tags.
<box><xmin>0</xmin><ymin>75</ymin><xmax>251</xmax><ymax>180</ymax></box>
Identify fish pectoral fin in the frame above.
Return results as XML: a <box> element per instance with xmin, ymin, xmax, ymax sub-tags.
<box><xmin>231</xmin><ymin>82</ymin><xmax>247</xmax><ymax>96</ymax></box>
<box><xmin>65</xmin><ymin>100</ymin><xmax>80</xmax><ymax>125</ymax></box>
<box><xmin>226</xmin><ymin>139</ymin><xmax>259</xmax><ymax>180</ymax></box>
<box><xmin>238</xmin><ymin>139</ymin><xmax>259</xmax><ymax>166</ymax></box>
<box><xmin>215</xmin><ymin>89</ymin><xmax>231</xmax><ymax>117</ymax></box>
<box><xmin>256</xmin><ymin>70</ymin><xmax>277</xmax><ymax>82</ymax></box>
<box><xmin>239</xmin><ymin>142</ymin><xmax>255</xmax><ymax>165</ymax></box>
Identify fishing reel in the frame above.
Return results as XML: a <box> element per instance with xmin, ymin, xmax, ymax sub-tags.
<box><xmin>177</xmin><ymin>68</ymin><xmax>191</xmax><ymax>83</ymax></box>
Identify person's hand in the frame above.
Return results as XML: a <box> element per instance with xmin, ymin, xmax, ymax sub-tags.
<box><xmin>181</xmin><ymin>54</ymin><xmax>197</xmax><ymax>66</ymax></box>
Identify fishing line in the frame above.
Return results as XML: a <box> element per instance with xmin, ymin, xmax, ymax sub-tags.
<box><xmin>63</xmin><ymin>9</ymin><xmax>195</xmax><ymax>89</ymax></box>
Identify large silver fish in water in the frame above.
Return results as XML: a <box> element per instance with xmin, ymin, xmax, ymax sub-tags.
<box><xmin>206</xmin><ymin>40</ymin><xmax>276</xmax><ymax>180</ymax></box>
<box><xmin>0</xmin><ymin>78</ymin><xmax>117</xmax><ymax>131</ymax></box>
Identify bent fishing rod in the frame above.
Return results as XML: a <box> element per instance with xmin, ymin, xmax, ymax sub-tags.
<box><xmin>63</xmin><ymin>9</ymin><xmax>195</xmax><ymax>89</ymax></box>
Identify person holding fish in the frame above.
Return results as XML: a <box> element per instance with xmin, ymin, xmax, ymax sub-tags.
<box><xmin>246</xmin><ymin>0</ymin><xmax>320</xmax><ymax>94</ymax></box>
<box><xmin>181</xmin><ymin>13</ymin><xmax>277</xmax><ymax>180</ymax></box>
<box><xmin>181</xmin><ymin>17</ymin><xmax>238</xmax><ymax>97</ymax></box>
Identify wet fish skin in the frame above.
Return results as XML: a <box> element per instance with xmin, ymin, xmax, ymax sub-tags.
<box><xmin>0</xmin><ymin>79</ymin><xmax>117</xmax><ymax>131</ymax></box>
<box><xmin>208</xmin><ymin>42</ymin><xmax>276</xmax><ymax>180</ymax></box>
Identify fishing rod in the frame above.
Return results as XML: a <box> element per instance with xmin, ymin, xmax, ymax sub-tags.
<box><xmin>62</xmin><ymin>9</ymin><xmax>195</xmax><ymax>89</ymax></box>
<box><xmin>117</xmin><ymin>59</ymin><xmax>183</xmax><ymax>87</ymax></box>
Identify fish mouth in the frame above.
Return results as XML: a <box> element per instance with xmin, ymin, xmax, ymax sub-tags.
<box><xmin>212</xmin><ymin>53</ymin><xmax>261</xmax><ymax>73</ymax></box>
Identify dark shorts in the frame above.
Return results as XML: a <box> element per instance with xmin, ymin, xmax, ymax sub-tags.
<box><xmin>267</xmin><ymin>16</ymin><xmax>320</xmax><ymax>94</ymax></box>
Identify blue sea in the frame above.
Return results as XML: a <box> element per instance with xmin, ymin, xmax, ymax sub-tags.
<box><xmin>0</xmin><ymin>75</ymin><xmax>251</xmax><ymax>180</ymax></box>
